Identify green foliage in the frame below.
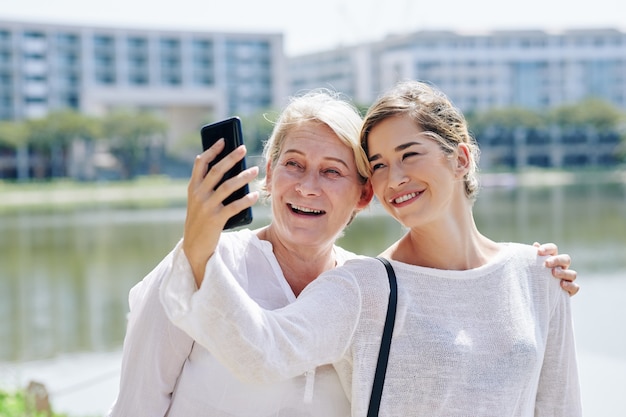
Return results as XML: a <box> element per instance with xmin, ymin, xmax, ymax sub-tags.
<box><xmin>467</xmin><ymin>106</ymin><xmax>546</xmax><ymax>133</ymax></box>
<box><xmin>0</xmin><ymin>97</ymin><xmax>624</xmax><ymax>179</ymax></box>
<box><xmin>240</xmin><ymin>108</ymin><xmax>277</xmax><ymax>154</ymax></box>
<box><xmin>170</xmin><ymin>109</ymin><xmax>276</xmax><ymax>161</ymax></box>
<box><xmin>103</xmin><ymin>110</ymin><xmax>167</xmax><ymax>144</ymax></box>
<box><xmin>102</xmin><ymin>109</ymin><xmax>168</xmax><ymax>178</ymax></box>
<box><xmin>549</xmin><ymin>97</ymin><xmax>625</xmax><ymax>130</ymax></box>
<box><xmin>170</xmin><ymin>130</ymin><xmax>204</xmax><ymax>160</ymax></box>
<box><xmin>26</xmin><ymin>110</ymin><xmax>102</xmax><ymax>152</ymax></box>
<box><xmin>465</xmin><ymin>98</ymin><xmax>626</xmax><ymax>155</ymax></box>
<box><xmin>0</xmin><ymin>388</ymin><xmax>69</xmax><ymax>417</ymax></box>
<box><xmin>0</xmin><ymin>122</ymin><xmax>28</xmax><ymax>148</ymax></box>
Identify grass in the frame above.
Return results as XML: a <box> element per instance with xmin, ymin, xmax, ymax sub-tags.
<box><xmin>0</xmin><ymin>388</ymin><xmax>69</xmax><ymax>417</ymax></box>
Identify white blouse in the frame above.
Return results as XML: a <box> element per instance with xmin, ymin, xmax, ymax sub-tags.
<box><xmin>108</xmin><ymin>229</ymin><xmax>355</xmax><ymax>417</ymax></box>
<box><xmin>161</xmin><ymin>242</ymin><xmax>582</xmax><ymax>417</ymax></box>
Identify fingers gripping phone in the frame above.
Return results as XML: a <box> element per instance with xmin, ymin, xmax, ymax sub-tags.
<box><xmin>201</xmin><ymin>116</ymin><xmax>253</xmax><ymax>229</ymax></box>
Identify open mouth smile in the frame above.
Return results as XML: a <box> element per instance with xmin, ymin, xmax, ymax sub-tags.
<box><xmin>289</xmin><ymin>204</ymin><xmax>325</xmax><ymax>216</ymax></box>
<box><xmin>390</xmin><ymin>191</ymin><xmax>421</xmax><ymax>205</ymax></box>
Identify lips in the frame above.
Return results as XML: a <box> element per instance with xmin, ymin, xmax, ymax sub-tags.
<box><xmin>289</xmin><ymin>203</ymin><xmax>325</xmax><ymax>215</ymax></box>
<box><xmin>390</xmin><ymin>191</ymin><xmax>421</xmax><ymax>205</ymax></box>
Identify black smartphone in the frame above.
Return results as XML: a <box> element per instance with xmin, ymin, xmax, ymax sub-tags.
<box><xmin>200</xmin><ymin>116</ymin><xmax>253</xmax><ymax>229</ymax></box>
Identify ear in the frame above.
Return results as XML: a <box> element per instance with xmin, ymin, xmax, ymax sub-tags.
<box><xmin>265</xmin><ymin>159</ymin><xmax>273</xmax><ymax>194</ymax></box>
<box><xmin>453</xmin><ymin>144</ymin><xmax>471</xmax><ymax>178</ymax></box>
<box><xmin>356</xmin><ymin>180</ymin><xmax>374</xmax><ymax>209</ymax></box>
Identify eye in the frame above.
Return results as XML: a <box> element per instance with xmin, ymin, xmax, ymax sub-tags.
<box><xmin>322</xmin><ymin>168</ymin><xmax>342</xmax><ymax>177</ymax></box>
<box><xmin>370</xmin><ymin>162</ymin><xmax>386</xmax><ymax>172</ymax></box>
<box><xmin>284</xmin><ymin>160</ymin><xmax>302</xmax><ymax>169</ymax></box>
<box><xmin>402</xmin><ymin>152</ymin><xmax>419</xmax><ymax>161</ymax></box>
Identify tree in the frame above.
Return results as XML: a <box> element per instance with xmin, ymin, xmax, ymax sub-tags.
<box><xmin>26</xmin><ymin>110</ymin><xmax>101</xmax><ymax>178</ymax></box>
<box><xmin>549</xmin><ymin>97</ymin><xmax>624</xmax><ymax>131</ymax></box>
<box><xmin>240</xmin><ymin>109</ymin><xmax>277</xmax><ymax>155</ymax></box>
<box><xmin>0</xmin><ymin>120</ymin><xmax>28</xmax><ymax>149</ymax></box>
<box><xmin>103</xmin><ymin>109</ymin><xmax>168</xmax><ymax>179</ymax></box>
<box><xmin>467</xmin><ymin>106</ymin><xmax>545</xmax><ymax>134</ymax></box>
<box><xmin>0</xmin><ymin>121</ymin><xmax>29</xmax><ymax>180</ymax></box>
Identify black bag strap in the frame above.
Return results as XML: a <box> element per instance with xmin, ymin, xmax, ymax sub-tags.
<box><xmin>367</xmin><ymin>257</ymin><xmax>398</xmax><ymax>417</ymax></box>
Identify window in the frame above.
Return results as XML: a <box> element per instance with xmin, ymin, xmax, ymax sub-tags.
<box><xmin>25</xmin><ymin>96</ymin><xmax>47</xmax><ymax>104</ymax></box>
<box><xmin>94</xmin><ymin>35</ymin><xmax>114</xmax><ymax>47</ymax></box>
<box><xmin>23</xmin><ymin>31</ymin><xmax>45</xmax><ymax>40</ymax></box>
<box><xmin>57</xmin><ymin>33</ymin><xmax>79</xmax><ymax>49</ymax></box>
<box><xmin>129</xmin><ymin>74</ymin><xmax>149</xmax><ymax>85</ymax></box>
<box><xmin>128</xmin><ymin>37</ymin><xmax>148</xmax><ymax>49</ymax></box>
<box><xmin>0</xmin><ymin>51</ymin><xmax>11</xmax><ymax>63</ymax></box>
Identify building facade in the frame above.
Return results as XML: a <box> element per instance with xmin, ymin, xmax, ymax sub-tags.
<box><xmin>0</xmin><ymin>20</ymin><xmax>623</xmax><ymax>172</ymax></box>
<box><xmin>289</xmin><ymin>28</ymin><xmax>626</xmax><ymax>111</ymax></box>
<box><xmin>0</xmin><ymin>20</ymin><xmax>286</xmax><ymax>146</ymax></box>
<box><xmin>289</xmin><ymin>28</ymin><xmax>626</xmax><ymax>168</ymax></box>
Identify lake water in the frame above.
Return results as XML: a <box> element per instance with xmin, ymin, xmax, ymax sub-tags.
<box><xmin>1</xmin><ymin>178</ymin><xmax>625</xmax><ymax>416</ymax></box>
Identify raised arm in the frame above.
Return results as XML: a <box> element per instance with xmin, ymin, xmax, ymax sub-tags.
<box><xmin>183</xmin><ymin>139</ymin><xmax>259</xmax><ymax>286</ymax></box>
<box><xmin>160</xmin><ymin>246</ymin><xmax>360</xmax><ymax>384</ymax></box>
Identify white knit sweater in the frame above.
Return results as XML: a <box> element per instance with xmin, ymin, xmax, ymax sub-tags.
<box><xmin>161</xmin><ymin>241</ymin><xmax>582</xmax><ymax>417</ymax></box>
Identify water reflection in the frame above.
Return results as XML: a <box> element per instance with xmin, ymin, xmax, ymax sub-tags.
<box><xmin>1</xmin><ymin>181</ymin><xmax>625</xmax><ymax>362</ymax></box>
<box><xmin>474</xmin><ymin>182</ymin><xmax>626</xmax><ymax>272</ymax></box>
<box><xmin>1</xmin><ymin>209</ymin><xmax>186</xmax><ymax>361</ymax></box>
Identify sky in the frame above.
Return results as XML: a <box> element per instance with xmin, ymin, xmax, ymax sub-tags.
<box><xmin>1</xmin><ymin>0</ymin><xmax>624</xmax><ymax>55</ymax></box>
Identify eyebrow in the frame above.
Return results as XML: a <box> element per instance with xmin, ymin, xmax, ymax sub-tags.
<box><xmin>368</xmin><ymin>141</ymin><xmax>422</xmax><ymax>162</ymax></box>
<box><xmin>283</xmin><ymin>148</ymin><xmax>350</xmax><ymax>169</ymax></box>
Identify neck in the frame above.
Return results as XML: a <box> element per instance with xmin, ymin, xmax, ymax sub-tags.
<box><xmin>258</xmin><ymin>225</ymin><xmax>336</xmax><ymax>296</ymax></box>
<box><xmin>384</xmin><ymin>209</ymin><xmax>500</xmax><ymax>271</ymax></box>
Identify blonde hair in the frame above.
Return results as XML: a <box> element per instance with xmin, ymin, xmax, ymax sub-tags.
<box><xmin>262</xmin><ymin>89</ymin><xmax>369</xmax><ymax>191</ymax></box>
<box><xmin>361</xmin><ymin>80</ymin><xmax>480</xmax><ymax>201</ymax></box>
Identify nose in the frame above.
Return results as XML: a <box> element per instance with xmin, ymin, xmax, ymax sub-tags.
<box><xmin>295</xmin><ymin>170</ymin><xmax>321</xmax><ymax>196</ymax></box>
<box><xmin>388</xmin><ymin>162</ymin><xmax>408</xmax><ymax>189</ymax></box>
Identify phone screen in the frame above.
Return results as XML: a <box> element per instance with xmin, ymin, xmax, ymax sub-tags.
<box><xmin>200</xmin><ymin>117</ymin><xmax>253</xmax><ymax>229</ymax></box>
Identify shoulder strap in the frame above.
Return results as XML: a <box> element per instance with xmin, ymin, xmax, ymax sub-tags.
<box><xmin>367</xmin><ymin>257</ymin><xmax>398</xmax><ymax>417</ymax></box>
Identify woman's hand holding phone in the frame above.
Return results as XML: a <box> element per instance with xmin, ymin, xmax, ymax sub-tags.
<box><xmin>200</xmin><ymin>117</ymin><xmax>254</xmax><ymax>229</ymax></box>
<box><xmin>183</xmin><ymin>137</ymin><xmax>259</xmax><ymax>288</ymax></box>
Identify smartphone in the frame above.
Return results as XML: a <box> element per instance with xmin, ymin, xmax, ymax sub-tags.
<box><xmin>200</xmin><ymin>116</ymin><xmax>253</xmax><ymax>229</ymax></box>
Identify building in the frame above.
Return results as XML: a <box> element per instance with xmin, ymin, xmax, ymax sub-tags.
<box><xmin>0</xmin><ymin>20</ymin><xmax>623</xmax><ymax>173</ymax></box>
<box><xmin>289</xmin><ymin>28</ymin><xmax>626</xmax><ymax>111</ymax></box>
<box><xmin>289</xmin><ymin>28</ymin><xmax>626</xmax><ymax>168</ymax></box>
<box><xmin>0</xmin><ymin>19</ymin><xmax>287</xmax><ymax>146</ymax></box>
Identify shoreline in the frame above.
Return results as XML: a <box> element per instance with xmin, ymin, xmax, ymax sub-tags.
<box><xmin>0</xmin><ymin>176</ymin><xmax>189</xmax><ymax>211</ymax></box>
<box><xmin>1</xmin><ymin>169</ymin><xmax>624</xmax><ymax>211</ymax></box>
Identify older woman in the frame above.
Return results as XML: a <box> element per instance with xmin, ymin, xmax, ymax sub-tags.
<box><xmin>110</xmin><ymin>90</ymin><xmax>371</xmax><ymax>416</ymax></box>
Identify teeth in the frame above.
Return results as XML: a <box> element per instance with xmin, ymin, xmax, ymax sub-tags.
<box><xmin>291</xmin><ymin>204</ymin><xmax>322</xmax><ymax>214</ymax></box>
<box><xmin>393</xmin><ymin>192</ymin><xmax>417</xmax><ymax>204</ymax></box>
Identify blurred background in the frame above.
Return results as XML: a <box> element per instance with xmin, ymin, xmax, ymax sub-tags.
<box><xmin>0</xmin><ymin>0</ymin><xmax>625</xmax><ymax>416</ymax></box>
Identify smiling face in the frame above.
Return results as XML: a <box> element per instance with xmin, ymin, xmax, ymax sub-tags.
<box><xmin>367</xmin><ymin>114</ymin><xmax>469</xmax><ymax>228</ymax></box>
<box><xmin>266</xmin><ymin>121</ymin><xmax>371</xmax><ymax>249</ymax></box>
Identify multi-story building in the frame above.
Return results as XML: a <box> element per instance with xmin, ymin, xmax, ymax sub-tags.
<box><xmin>0</xmin><ymin>19</ymin><xmax>286</xmax><ymax>146</ymax></box>
<box><xmin>289</xmin><ymin>28</ymin><xmax>626</xmax><ymax>111</ymax></box>
<box><xmin>0</xmin><ymin>20</ymin><xmax>623</xmax><ymax>171</ymax></box>
<box><xmin>289</xmin><ymin>28</ymin><xmax>626</xmax><ymax>168</ymax></box>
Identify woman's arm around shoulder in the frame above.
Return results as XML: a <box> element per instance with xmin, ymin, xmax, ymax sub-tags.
<box><xmin>534</xmin><ymin>282</ymin><xmax>582</xmax><ymax>416</ymax></box>
<box><xmin>534</xmin><ymin>242</ymin><xmax>579</xmax><ymax>296</ymax></box>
